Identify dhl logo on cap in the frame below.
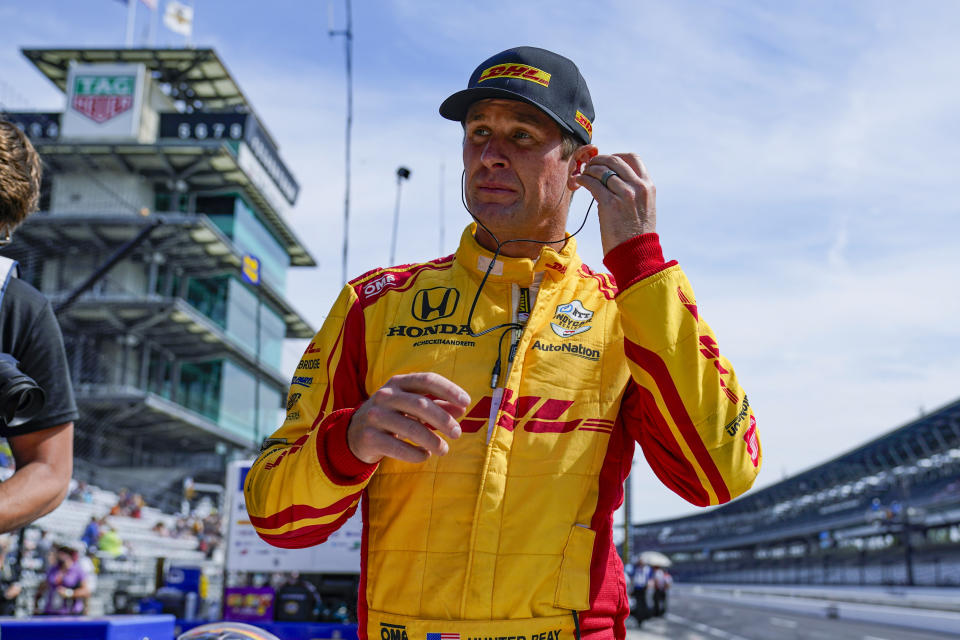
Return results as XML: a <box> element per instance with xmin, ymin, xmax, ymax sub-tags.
<box><xmin>575</xmin><ymin>110</ymin><xmax>592</xmax><ymax>137</ymax></box>
<box><xmin>478</xmin><ymin>64</ymin><xmax>551</xmax><ymax>87</ymax></box>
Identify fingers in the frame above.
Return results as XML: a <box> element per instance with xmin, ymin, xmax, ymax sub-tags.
<box><xmin>574</xmin><ymin>152</ymin><xmax>658</xmax><ymax>252</ymax></box>
<box><xmin>611</xmin><ymin>153</ymin><xmax>650</xmax><ymax>181</ymax></box>
<box><xmin>393</xmin><ymin>372</ymin><xmax>471</xmax><ymax>410</ymax></box>
<box><xmin>348</xmin><ymin>372</ymin><xmax>472</xmax><ymax>465</ymax></box>
<box><xmin>390</xmin><ymin>372</ymin><xmax>470</xmax><ymax>431</ymax></box>
<box><xmin>372</xmin><ymin>386</ymin><xmax>463</xmax><ymax>439</ymax></box>
<box><xmin>358</xmin><ymin>404</ymin><xmax>450</xmax><ymax>458</ymax></box>
<box><xmin>577</xmin><ymin>153</ymin><xmax>656</xmax><ymax>209</ymax></box>
<box><xmin>581</xmin><ymin>154</ymin><xmax>650</xmax><ymax>193</ymax></box>
<box><xmin>363</xmin><ymin>429</ymin><xmax>431</xmax><ymax>464</ymax></box>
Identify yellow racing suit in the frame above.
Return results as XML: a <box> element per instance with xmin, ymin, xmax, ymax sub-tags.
<box><xmin>245</xmin><ymin>226</ymin><xmax>761</xmax><ymax>640</ymax></box>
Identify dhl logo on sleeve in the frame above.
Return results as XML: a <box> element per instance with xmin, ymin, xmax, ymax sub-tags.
<box><xmin>575</xmin><ymin>110</ymin><xmax>592</xmax><ymax>137</ymax></box>
<box><xmin>478</xmin><ymin>64</ymin><xmax>551</xmax><ymax>87</ymax></box>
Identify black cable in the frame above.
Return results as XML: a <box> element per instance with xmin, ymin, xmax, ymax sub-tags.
<box><xmin>459</xmin><ymin>170</ymin><xmax>595</xmax><ymax>388</ymax></box>
<box><xmin>460</xmin><ymin>170</ymin><xmax>595</xmax><ymax>339</ymax></box>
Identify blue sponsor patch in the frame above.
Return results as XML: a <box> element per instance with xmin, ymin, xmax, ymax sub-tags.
<box><xmin>291</xmin><ymin>376</ymin><xmax>313</xmax><ymax>388</ymax></box>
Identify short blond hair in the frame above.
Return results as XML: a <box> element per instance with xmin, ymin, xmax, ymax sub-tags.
<box><xmin>0</xmin><ymin>119</ymin><xmax>42</xmax><ymax>230</ymax></box>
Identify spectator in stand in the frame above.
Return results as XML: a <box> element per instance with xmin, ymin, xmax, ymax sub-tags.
<box><xmin>151</xmin><ymin>520</ymin><xmax>169</xmax><ymax>537</ymax></box>
<box><xmin>130</xmin><ymin>493</ymin><xmax>144</xmax><ymax>518</ymax></box>
<box><xmin>34</xmin><ymin>543</ymin><xmax>90</xmax><ymax>615</ymax></box>
<box><xmin>110</xmin><ymin>488</ymin><xmax>127</xmax><ymax>516</ymax></box>
<box><xmin>68</xmin><ymin>481</ymin><xmax>93</xmax><ymax>504</ymax></box>
<box><xmin>174</xmin><ymin>516</ymin><xmax>190</xmax><ymax>538</ymax></box>
<box><xmin>97</xmin><ymin>526</ymin><xmax>125</xmax><ymax>560</ymax></box>
<box><xmin>80</xmin><ymin>515</ymin><xmax>101</xmax><ymax>552</ymax></box>
<box><xmin>0</xmin><ymin>534</ymin><xmax>22</xmax><ymax>616</ymax></box>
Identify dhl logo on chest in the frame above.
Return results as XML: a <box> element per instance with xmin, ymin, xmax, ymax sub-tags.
<box><xmin>478</xmin><ymin>64</ymin><xmax>551</xmax><ymax>87</ymax></box>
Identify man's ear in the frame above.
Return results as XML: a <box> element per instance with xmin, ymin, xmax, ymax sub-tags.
<box><xmin>568</xmin><ymin>144</ymin><xmax>599</xmax><ymax>190</ymax></box>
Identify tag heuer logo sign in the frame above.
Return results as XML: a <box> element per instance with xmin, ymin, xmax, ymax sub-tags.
<box><xmin>70</xmin><ymin>75</ymin><xmax>135</xmax><ymax>123</ymax></box>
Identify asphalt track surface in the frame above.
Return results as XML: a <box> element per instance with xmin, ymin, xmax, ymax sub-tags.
<box><xmin>623</xmin><ymin>591</ymin><xmax>959</xmax><ymax>640</ymax></box>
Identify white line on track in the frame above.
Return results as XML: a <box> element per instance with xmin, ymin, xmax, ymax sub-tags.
<box><xmin>769</xmin><ymin>616</ymin><xmax>799</xmax><ymax>628</ymax></box>
<box><xmin>665</xmin><ymin>613</ymin><xmax>750</xmax><ymax>640</ymax></box>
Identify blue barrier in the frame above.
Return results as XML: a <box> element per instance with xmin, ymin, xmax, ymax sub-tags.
<box><xmin>0</xmin><ymin>616</ymin><xmax>357</xmax><ymax>640</ymax></box>
<box><xmin>0</xmin><ymin>614</ymin><xmax>175</xmax><ymax>640</ymax></box>
<box><xmin>175</xmin><ymin>620</ymin><xmax>358</xmax><ymax>640</ymax></box>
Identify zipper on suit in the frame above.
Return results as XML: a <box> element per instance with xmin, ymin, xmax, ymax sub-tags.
<box><xmin>485</xmin><ymin>275</ymin><xmax>543</xmax><ymax>443</ymax></box>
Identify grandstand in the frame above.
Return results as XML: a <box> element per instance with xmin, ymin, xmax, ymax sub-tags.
<box><xmin>5</xmin><ymin>478</ymin><xmax>222</xmax><ymax>617</ymax></box>
<box><xmin>631</xmin><ymin>396</ymin><xmax>960</xmax><ymax>587</ymax></box>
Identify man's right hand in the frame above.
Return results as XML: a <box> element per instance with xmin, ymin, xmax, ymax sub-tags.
<box><xmin>347</xmin><ymin>372</ymin><xmax>470</xmax><ymax>464</ymax></box>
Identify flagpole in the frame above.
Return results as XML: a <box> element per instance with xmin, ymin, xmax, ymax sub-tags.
<box><xmin>125</xmin><ymin>0</ymin><xmax>137</xmax><ymax>47</ymax></box>
<box><xmin>187</xmin><ymin>0</ymin><xmax>195</xmax><ymax>47</ymax></box>
<box><xmin>149</xmin><ymin>1</ymin><xmax>159</xmax><ymax>46</ymax></box>
<box><xmin>330</xmin><ymin>0</ymin><xmax>353</xmax><ymax>285</ymax></box>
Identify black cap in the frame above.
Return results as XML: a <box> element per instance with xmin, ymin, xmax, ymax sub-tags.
<box><xmin>440</xmin><ymin>46</ymin><xmax>594</xmax><ymax>145</ymax></box>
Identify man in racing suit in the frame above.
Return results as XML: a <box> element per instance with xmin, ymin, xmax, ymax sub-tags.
<box><xmin>245</xmin><ymin>46</ymin><xmax>761</xmax><ymax>640</ymax></box>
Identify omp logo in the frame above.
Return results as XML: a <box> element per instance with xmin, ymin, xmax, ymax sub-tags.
<box><xmin>478</xmin><ymin>64</ymin><xmax>551</xmax><ymax>87</ymax></box>
<box><xmin>363</xmin><ymin>273</ymin><xmax>397</xmax><ymax>299</ymax></box>
<box><xmin>286</xmin><ymin>393</ymin><xmax>301</xmax><ymax>410</ymax></box>
<box><xmin>412</xmin><ymin>287</ymin><xmax>460</xmax><ymax>321</ymax></box>
<box><xmin>698</xmin><ymin>335</ymin><xmax>739</xmax><ymax>405</ymax></box>
<box><xmin>575</xmin><ymin>110</ymin><xmax>592</xmax><ymax>137</ymax></box>
<box><xmin>291</xmin><ymin>376</ymin><xmax>313</xmax><ymax>387</ymax></box>
<box><xmin>459</xmin><ymin>391</ymin><xmax>613</xmax><ymax>435</ymax></box>
<box><xmin>551</xmin><ymin>300</ymin><xmax>594</xmax><ymax>338</ymax></box>
<box><xmin>744</xmin><ymin>414</ymin><xmax>759</xmax><ymax>467</ymax></box>
<box><xmin>379</xmin><ymin>623</ymin><xmax>408</xmax><ymax>640</ymax></box>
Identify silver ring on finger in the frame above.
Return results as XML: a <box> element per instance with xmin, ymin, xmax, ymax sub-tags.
<box><xmin>600</xmin><ymin>169</ymin><xmax>618</xmax><ymax>189</ymax></box>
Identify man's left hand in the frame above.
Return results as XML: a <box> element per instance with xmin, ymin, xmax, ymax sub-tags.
<box><xmin>575</xmin><ymin>153</ymin><xmax>657</xmax><ymax>255</ymax></box>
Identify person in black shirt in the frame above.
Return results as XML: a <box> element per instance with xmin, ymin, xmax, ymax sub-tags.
<box><xmin>0</xmin><ymin>119</ymin><xmax>79</xmax><ymax>532</ymax></box>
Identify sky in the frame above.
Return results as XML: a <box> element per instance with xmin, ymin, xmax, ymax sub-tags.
<box><xmin>1</xmin><ymin>0</ymin><xmax>958</xmax><ymax>524</ymax></box>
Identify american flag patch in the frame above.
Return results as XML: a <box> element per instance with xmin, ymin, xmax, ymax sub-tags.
<box><xmin>426</xmin><ymin>634</ymin><xmax>460</xmax><ymax>640</ymax></box>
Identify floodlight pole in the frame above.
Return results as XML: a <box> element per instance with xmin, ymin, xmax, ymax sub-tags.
<box><xmin>390</xmin><ymin>167</ymin><xmax>411</xmax><ymax>265</ymax></box>
<box><xmin>330</xmin><ymin>0</ymin><xmax>354</xmax><ymax>284</ymax></box>
<box><xmin>125</xmin><ymin>0</ymin><xmax>137</xmax><ymax>47</ymax></box>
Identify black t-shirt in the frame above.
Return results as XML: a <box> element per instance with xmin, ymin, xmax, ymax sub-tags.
<box><xmin>0</xmin><ymin>277</ymin><xmax>79</xmax><ymax>438</ymax></box>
